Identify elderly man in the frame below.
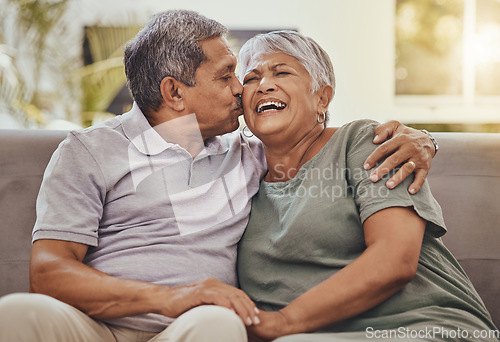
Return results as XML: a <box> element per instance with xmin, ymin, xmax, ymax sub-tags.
<box><xmin>0</xmin><ymin>10</ymin><xmax>437</xmax><ymax>342</ymax></box>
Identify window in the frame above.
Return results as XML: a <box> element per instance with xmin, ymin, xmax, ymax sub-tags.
<box><xmin>395</xmin><ymin>0</ymin><xmax>500</xmax><ymax>101</ymax></box>
<box><xmin>475</xmin><ymin>0</ymin><xmax>500</xmax><ymax>96</ymax></box>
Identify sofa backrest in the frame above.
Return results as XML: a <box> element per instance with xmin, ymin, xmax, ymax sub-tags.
<box><xmin>428</xmin><ymin>132</ymin><xmax>500</xmax><ymax>329</ymax></box>
<box><xmin>0</xmin><ymin>129</ymin><xmax>67</xmax><ymax>295</ymax></box>
<box><xmin>0</xmin><ymin>129</ymin><xmax>499</xmax><ymax>328</ymax></box>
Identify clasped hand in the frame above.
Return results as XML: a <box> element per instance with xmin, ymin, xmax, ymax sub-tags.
<box><xmin>161</xmin><ymin>278</ymin><xmax>260</xmax><ymax>326</ymax></box>
<box><xmin>247</xmin><ymin>310</ymin><xmax>292</xmax><ymax>342</ymax></box>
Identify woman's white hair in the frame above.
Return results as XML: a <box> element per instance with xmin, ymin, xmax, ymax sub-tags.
<box><xmin>238</xmin><ymin>30</ymin><xmax>336</xmax><ymax>96</ymax></box>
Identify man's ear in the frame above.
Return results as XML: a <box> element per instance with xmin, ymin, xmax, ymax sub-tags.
<box><xmin>316</xmin><ymin>84</ymin><xmax>333</xmax><ymax>113</ymax></box>
<box><xmin>160</xmin><ymin>77</ymin><xmax>185</xmax><ymax>112</ymax></box>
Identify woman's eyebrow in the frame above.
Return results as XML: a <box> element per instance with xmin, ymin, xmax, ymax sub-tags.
<box><xmin>245</xmin><ymin>63</ymin><xmax>290</xmax><ymax>76</ymax></box>
<box><xmin>270</xmin><ymin>63</ymin><xmax>288</xmax><ymax>70</ymax></box>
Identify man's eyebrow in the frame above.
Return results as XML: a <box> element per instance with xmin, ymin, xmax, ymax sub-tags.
<box><xmin>215</xmin><ymin>62</ymin><xmax>236</xmax><ymax>76</ymax></box>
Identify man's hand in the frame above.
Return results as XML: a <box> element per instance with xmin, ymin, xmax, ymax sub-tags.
<box><xmin>363</xmin><ymin>121</ymin><xmax>437</xmax><ymax>194</ymax></box>
<box><xmin>164</xmin><ymin>278</ymin><xmax>260</xmax><ymax>327</ymax></box>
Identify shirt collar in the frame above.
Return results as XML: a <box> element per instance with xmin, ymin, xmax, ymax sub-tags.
<box><xmin>122</xmin><ymin>102</ymin><xmax>229</xmax><ymax>156</ymax></box>
<box><xmin>204</xmin><ymin>136</ymin><xmax>229</xmax><ymax>155</ymax></box>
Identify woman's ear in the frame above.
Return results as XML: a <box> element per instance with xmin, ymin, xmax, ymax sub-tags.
<box><xmin>160</xmin><ymin>77</ymin><xmax>185</xmax><ymax>112</ymax></box>
<box><xmin>317</xmin><ymin>84</ymin><xmax>333</xmax><ymax>113</ymax></box>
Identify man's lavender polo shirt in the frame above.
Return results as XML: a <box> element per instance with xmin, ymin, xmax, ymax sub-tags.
<box><xmin>32</xmin><ymin>103</ymin><xmax>267</xmax><ymax>332</ymax></box>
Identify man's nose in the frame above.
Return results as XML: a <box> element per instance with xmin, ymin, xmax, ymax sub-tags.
<box><xmin>232</xmin><ymin>77</ymin><xmax>243</xmax><ymax>97</ymax></box>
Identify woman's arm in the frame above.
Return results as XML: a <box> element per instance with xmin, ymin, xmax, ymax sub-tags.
<box><xmin>248</xmin><ymin>206</ymin><xmax>426</xmax><ymax>340</ymax></box>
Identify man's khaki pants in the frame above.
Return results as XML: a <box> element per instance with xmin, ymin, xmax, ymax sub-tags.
<box><xmin>0</xmin><ymin>293</ymin><xmax>247</xmax><ymax>342</ymax></box>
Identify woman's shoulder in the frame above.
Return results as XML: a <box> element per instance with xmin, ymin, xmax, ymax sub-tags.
<box><xmin>332</xmin><ymin>119</ymin><xmax>380</xmax><ymax>152</ymax></box>
<box><xmin>336</xmin><ymin>119</ymin><xmax>380</xmax><ymax>138</ymax></box>
<box><xmin>309</xmin><ymin>119</ymin><xmax>379</xmax><ymax>168</ymax></box>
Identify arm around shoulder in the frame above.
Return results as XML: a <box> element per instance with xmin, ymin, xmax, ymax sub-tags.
<box><xmin>363</xmin><ymin>121</ymin><xmax>437</xmax><ymax>194</ymax></box>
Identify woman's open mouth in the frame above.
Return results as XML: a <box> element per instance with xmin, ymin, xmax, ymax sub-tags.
<box><xmin>255</xmin><ymin>99</ymin><xmax>287</xmax><ymax>114</ymax></box>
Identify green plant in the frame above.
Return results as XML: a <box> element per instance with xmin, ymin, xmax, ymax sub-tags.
<box><xmin>0</xmin><ymin>0</ymin><xmax>80</xmax><ymax>127</ymax></box>
<box><xmin>0</xmin><ymin>0</ymin><xmax>80</xmax><ymax>128</ymax></box>
<box><xmin>0</xmin><ymin>0</ymin><xmax>142</xmax><ymax>128</ymax></box>
<box><xmin>78</xmin><ymin>25</ymin><xmax>140</xmax><ymax>127</ymax></box>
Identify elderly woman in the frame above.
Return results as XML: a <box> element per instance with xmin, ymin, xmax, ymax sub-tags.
<box><xmin>237</xmin><ymin>31</ymin><xmax>498</xmax><ymax>342</ymax></box>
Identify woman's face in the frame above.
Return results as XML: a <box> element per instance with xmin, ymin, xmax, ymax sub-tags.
<box><xmin>242</xmin><ymin>53</ymin><xmax>321</xmax><ymax>141</ymax></box>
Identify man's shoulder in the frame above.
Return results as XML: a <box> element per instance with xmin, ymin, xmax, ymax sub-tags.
<box><xmin>219</xmin><ymin>130</ymin><xmax>267</xmax><ymax>171</ymax></box>
<box><xmin>72</xmin><ymin>114</ymin><xmax>123</xmax><ymax>137</ymax></box>
<box><xmin>221</xmin><ymin>130</ymin><xmax>264</xmax><ymax>155</ymax></box>
<box><xmin>67</xmin><ymin>114</ymin><xmax>128</xmax><ymax>152</ymax></box>
<box><xmin>220</xmin><ymin>130</ymin><xmax>263</xmax><ymax>149</ymax></box>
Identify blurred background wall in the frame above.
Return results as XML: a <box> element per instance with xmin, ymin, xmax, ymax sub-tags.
<box><xmin>1</xmin><ymin>0</ymin><xmax>499</xmax><ymax>131</ymax></box>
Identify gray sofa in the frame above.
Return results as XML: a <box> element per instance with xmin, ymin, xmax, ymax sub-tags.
<box><xmin>0</xmin><ymin>129</ymin><xmax>499</xmax><ymax>328</ymax></box>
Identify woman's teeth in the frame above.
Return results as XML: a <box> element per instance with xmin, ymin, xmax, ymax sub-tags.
<box><xmin>256</xmin><ymin>101</ymin><xmax>287</xmax><ymax>114</ymax></box>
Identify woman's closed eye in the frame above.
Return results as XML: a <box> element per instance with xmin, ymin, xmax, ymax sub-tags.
<box><xmin>243</xmin><ymin>73</ymin><xmax>290</xmax><ymax>85</ymax></box>
<box><xmin>243</xmin><ymin>76</ymin><xmax>258</xmax><ymax>85</ymax></box>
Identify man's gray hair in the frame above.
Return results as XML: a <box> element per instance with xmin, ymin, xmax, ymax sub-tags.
<box><xmin>238</xmin><ymin>30</ymin><xmax>336</xmax><ymax>96</ymax></box>
<box><xmin>124</xmin><ymin>10</ymin><xmax>228</xmax><ymax>113</ymax></box>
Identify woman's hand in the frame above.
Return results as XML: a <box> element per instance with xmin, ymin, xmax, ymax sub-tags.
<box><xmin>363</xmin><ymin>120</ymin><xmax>436</xmax><ymax>194</ymax></box>
<box><xmin>247</xmin><ymin>310</ymin><xmax>291</xmax><ymax>341</ymax></box>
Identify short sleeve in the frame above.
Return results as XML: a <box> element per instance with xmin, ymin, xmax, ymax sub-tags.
<box><xmin>345</xmin><ymin>120</ymin><xmax>447</xmax><ymax>238</ymax></box>
<box><xmin>32</xmin><ymin>132</ymin><xmax>106</xmax><ymax>246</ymax></box>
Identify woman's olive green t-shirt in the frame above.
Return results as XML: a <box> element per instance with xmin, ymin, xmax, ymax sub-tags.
<box><xmin>237</xmin><ymin>120</ymin><xmax>497</xmax><ymax>333</ymax></box>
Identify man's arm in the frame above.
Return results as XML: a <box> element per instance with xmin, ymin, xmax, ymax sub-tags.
<box><xmin>30</xmin><ymin>239</ymin><xmax>260</xmax><ymax>325</ymax></box>
<box><xmin>362</xmin><ymin>121</ymin><xmax>437</xmax><ymax>194</ymax></box>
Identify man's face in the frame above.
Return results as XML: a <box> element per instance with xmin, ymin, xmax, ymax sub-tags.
<box><xmin>182</xmin><ymin>37</ymin><xmax>243</xmax><ymax>140</ymax></box>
